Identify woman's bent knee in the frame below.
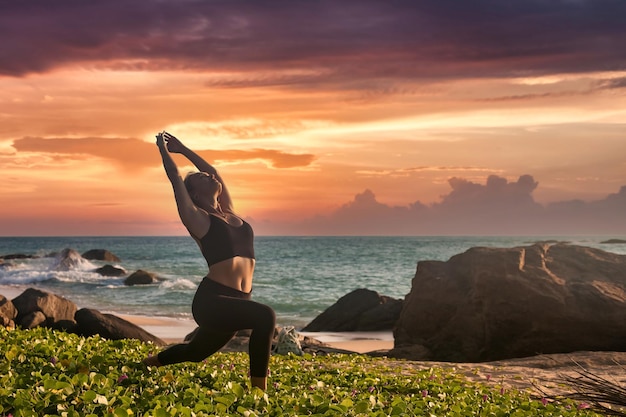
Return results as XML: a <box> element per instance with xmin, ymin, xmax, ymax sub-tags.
<box><xmin>259</xmin><ymin>304</ymin><xmax>276</xmax><ymax>330</ymax></box>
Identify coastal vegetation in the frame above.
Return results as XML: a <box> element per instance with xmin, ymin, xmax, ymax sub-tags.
<box><xmin>0</xmin><ymin>326</ymin><xmax>603</xmax><ymax>416</ymax></box>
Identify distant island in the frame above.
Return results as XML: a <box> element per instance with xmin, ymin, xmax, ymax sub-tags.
<box><xmin>600</xmin><ymin>238</ymin><xmax>626</xmax><ymax>244</ymax></box>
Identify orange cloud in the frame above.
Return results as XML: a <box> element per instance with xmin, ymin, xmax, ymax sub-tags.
<box><xmin>195</xmin><ymin>149</ymin><xmax>316</xmax><ymax>169</ymax></box>
<box><xmin>11</xmin><ymin>137</ymin><xmax>316</xmax><ymax>170</ymax></box>
<box><xmin>12</xmin><ymin>137</ymin><xmax>157</xmax><ymax>170</ymax></box>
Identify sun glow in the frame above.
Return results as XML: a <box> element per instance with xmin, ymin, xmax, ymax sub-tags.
<box><xmin>1</xmin><ymin>2</ymin><xmax>625</xmax><ymax>235</ymax></box>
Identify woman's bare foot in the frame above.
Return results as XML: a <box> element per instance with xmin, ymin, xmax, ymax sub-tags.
<box><xmin>142</xmin><ymin>355</ymin><xmax>162</xmax><ymax>367</ymax></box>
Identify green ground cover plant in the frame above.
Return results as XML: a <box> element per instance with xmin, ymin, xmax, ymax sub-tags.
<box><xmin>0</xmin><ymin>326</ymin><xmax>603</xmax><ymax>416</ymax></box>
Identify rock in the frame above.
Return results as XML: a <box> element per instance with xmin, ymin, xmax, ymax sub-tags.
<box><xmin>182</xmin><ymin>327</ymin><xmax>252</xmax><ymax>352</ymax></box>
<box><xmin>183</xmin><ymin>327</ymin><xmax>199</xmax><ymax>342</ymax></box>
<box><xmin>299</xmin><ymin>334</ymin><xmax>352</xmax><ymax>355</ymax></box>
<box><xmin>20</xmin><ymin>311</ymin><xmax>47</xmax><ymax>329</ymax></box>
<box><xmin>74</xmin><ymin>308</ymin><xmax>165</xmax><ymax>346</ymax></box>
<box><xmin>0</xmin><ymin>260</ymin><xmax>16</xmax><ymax>269</ymax></box>
<box><xmin>0</xmin><ymin>253</ymin><xmax>38</xmax><ymax>260</ymax></box>
<box><xmin>0</xmin><ymin>294</ymin><xmax>17</xmax><ymax>328</ymax></box>
<box><xmin>394</xmin><ymin>243</ymin><xmax>626</xmax><ymax>362</ymax></box>
<box><xmin>302</xmin><ymin>288</ymin><xmax>403</xmax><ymax>332</ymax></box>
<box><xmin>0</xmin><ymin>294</ymin><xmax>17</xmax><ymax>320</ymax></box>
<box><xmin>95</xmin><ymin>264</ymin><xmax>127</xmax><ymax>276</ymax></box>
<box><xmin>82</xmin><ymin>249</ymin><xmax>121</xmax><ymax>262</ymax></box>
<box><xmin>53</xmin><ymin>248</ymin><xmax>86</xmax><ymax>271</ymax></box>
<box><xmin>0</xmin><ymin>314</ymin><xmax>15</xmax><ymax>328</ymax></box>
<box><xmin>601</xmin><ymin>239</ymin><xmax>626</xmax><ymax>244</ymax></box>
<box><xmin>371</xmin><ymin>344</ymin><xmax>431</xmax><ymax>360</ymax></box>
<box><xmin>12</xmin><ymin>288</ymin><xmax>78</xmax><ymax>328</ymax></box>
<box><xmin>124</xmin><ymin>269</ymin><xmax>157</xmax><ymax>286</ymax></box>
<box><xmin>223</xmin><ymin>330</ymin><xmax>253</xmax><ymax>352</ymax></box>
<box><xmin>358</xmin><ymin>299</ymin><xmax>404</xmax><ymax>331</ymax></box>
<box><xmin>50</xmin><ymin>319</ymin><xmax>78</xmax><ymax>333</ymax></box>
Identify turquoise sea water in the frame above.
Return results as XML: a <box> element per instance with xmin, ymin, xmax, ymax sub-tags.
<box><xmin>1</xmin><ymin>236</ymin><xmax>624</xmax><ymax>329</ymax></box>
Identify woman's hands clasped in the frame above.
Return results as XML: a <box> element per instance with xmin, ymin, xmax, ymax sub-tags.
<box><xmin>155</xmin><ymin>131</ymin><xmax>166</xmax><ymax>147</ymax></box>
<box><xmin>164</xmin><ymin>131</ymin><xmax>186</xmax><ymax>154</ymax></box>
<box><xmin>155</xmin><ymin>131</ymin><xmax>186</xmax><ymax>154</ymax></box>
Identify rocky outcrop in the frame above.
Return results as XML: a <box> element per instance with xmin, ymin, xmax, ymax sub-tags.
<box><xmin>1</xmin><ymin>288</ymin><xmax>164</xmax><ymax>345</ymax></box>
<box><xmin>12</xmin><ymin>288</ymin><xmax>77</xmax><ymax>328</ymax></box>
<box><xmin>124</xmin><ymin>269</ymin><xmax>157</xmax><ymax>286</ymax></box>
<box><xmin>75</xmin><ymin>308</ymin><xmax>165</xmax><ymax>346</ymax></box>
<box><xmin>393</xmin><ymin>243</ymin><xmax>626</xmax><ymax>362</ymax></box>
<box><xmin>82</xmin><ymin>249</ymin><xmax>121</xmax><ymax>262</ymax></box>
<box><xmin>302</xmin><ymin>288</ymin><xmax>403</xmax><ymax>331</ymax></box>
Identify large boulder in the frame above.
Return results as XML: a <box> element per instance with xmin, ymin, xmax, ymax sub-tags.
<box><xmin>394</xmin><ymin>243</ymin><xmax>626</xmax><ymax>362</ymax></box>
<box><xmin>75</xmin><ymin>308</ymin><xmax>165</xmax><ymax>346</ymax></box>
<box><xmin>12</xmin><ymin>288</ymin><xmax>77</xmax><ymax>328</ymax></box>
<box><xmin>302</xmin><ymin>288</ymin><xmax>403</xmax><ymax>331</ymax></box>
<box><xmin>82</xmin><ymin>249</ymin><xmax>121</xmax><ymax>262</ymax></box>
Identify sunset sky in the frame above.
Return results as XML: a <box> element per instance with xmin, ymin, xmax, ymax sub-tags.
<box><xmin>1</xmin><ymin>0</ymin><xmax>625</xmax><ymax>236</ymax></box>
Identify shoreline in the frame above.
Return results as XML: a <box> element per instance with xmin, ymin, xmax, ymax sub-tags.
<box><xmin>1</xmin><ymin>285</ymin><xmax>394</xmax><ymax>353</ymax></box>
<box><xmin>117</xmin><ymin>312</ymin><xmax>394</xmax><ymax>353</ymax></box>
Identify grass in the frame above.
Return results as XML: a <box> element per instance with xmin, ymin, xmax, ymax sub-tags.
<box><xmin>544</xmin><ymin>367</ymin><xmax>626</xmax><ymax>417</ymax></box>
<box><xmin>0</xmin><ymin>326</ymin><xmax>609</xmax><ymax>416</ymax></box>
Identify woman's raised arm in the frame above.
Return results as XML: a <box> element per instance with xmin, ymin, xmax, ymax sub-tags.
<box><xmin>157</xmin><ymin>132</ymin><xmax>210</xmax><ymax>237</ymax></box>
<box><xmin>163</xmin><ymin>131</ymin><xmax>235</xmax><ymax>213</ymax></box>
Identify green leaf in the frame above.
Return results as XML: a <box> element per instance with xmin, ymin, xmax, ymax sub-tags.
<box><xmin>153</xmin><ymin>408</ymin><xmax>170</xmax><ymax>417</ymax></box>
<box><xmin>113</xmin><ymin>408</ymin><xmax>132</xmax><ymax>417</ymax></box>
<box><xmin>339</xmin><ymin>398</ymin><xmax>353</xmax><ymax>408</ymax></box>
<box><xmin>354</xmin><ymin>400</ymin><xmax>371</xmax><ymax>413</ymax></box>
<box><xmin>95</xmin><ymin>394</ymin><xmax>109</xmax><ymax>405</ymax></box>
<box><xmin>82</xmin><ymin>389</ymin><xmax>97</xmax><ymax>402</ymax></box>
<box><xmin>214</xmin><ymin>394</ymin><xmax>236</xmax><ymax>407</ymax></box>
<box><xmin>229</xmin><ymin>381</ymin><xmax>245</xmax><ymax>398</ymax></box>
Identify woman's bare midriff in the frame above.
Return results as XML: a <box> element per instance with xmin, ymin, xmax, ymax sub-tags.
<box><xmin>206</xmin><ymin>256</ymin><xmax>256</xmax><ymax>293</ymax></box>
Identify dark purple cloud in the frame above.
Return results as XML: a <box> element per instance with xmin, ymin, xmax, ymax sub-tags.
<box><xmin>2</xmin><ymin>0</ymin><xmax>625</xmax><ymax>85</ymax></box>
<box><xmin>253</xmin><ymin>175</ymin><xmax>626</xmax><ymax>235</ymax></box>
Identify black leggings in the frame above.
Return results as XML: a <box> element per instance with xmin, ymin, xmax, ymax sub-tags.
<box><xmin>157</xmin><ymin>277</ymin><xmax>276</xmax><ymax>378</ymax></box>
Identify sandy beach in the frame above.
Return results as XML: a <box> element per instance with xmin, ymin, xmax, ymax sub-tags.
<box><xmin>1</xmin><ymin>285</ymin><xmax>393</xmax><ymax>353</ymax></box>
<box><xmin>117</xmin><ymin>312</ymin><xmax>394</xmax><ymax>353</ymax></box>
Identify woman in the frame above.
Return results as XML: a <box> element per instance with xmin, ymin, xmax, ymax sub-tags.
<box><xmin>143</xmin><ymin>131</ymin><xmax>276</xmax><ymax>391</ymax></box>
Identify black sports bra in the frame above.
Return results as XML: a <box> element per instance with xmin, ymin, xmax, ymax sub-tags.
<box><xmin>198</xmin><ymin>214</ymin><xmax>255</xmax><ymax>266</ymax></box>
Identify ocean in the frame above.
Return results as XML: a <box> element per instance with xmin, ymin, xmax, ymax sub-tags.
<box><xmin>1</xmin><ymin>236</ymin><xmax>624</xmax><ymax>330</ymax></box>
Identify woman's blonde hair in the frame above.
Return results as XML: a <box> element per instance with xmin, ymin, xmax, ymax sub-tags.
<box><xmin>183</xmin><ymin>172</ymin><xmax>201</xmax><ymax>205</ymax></box>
